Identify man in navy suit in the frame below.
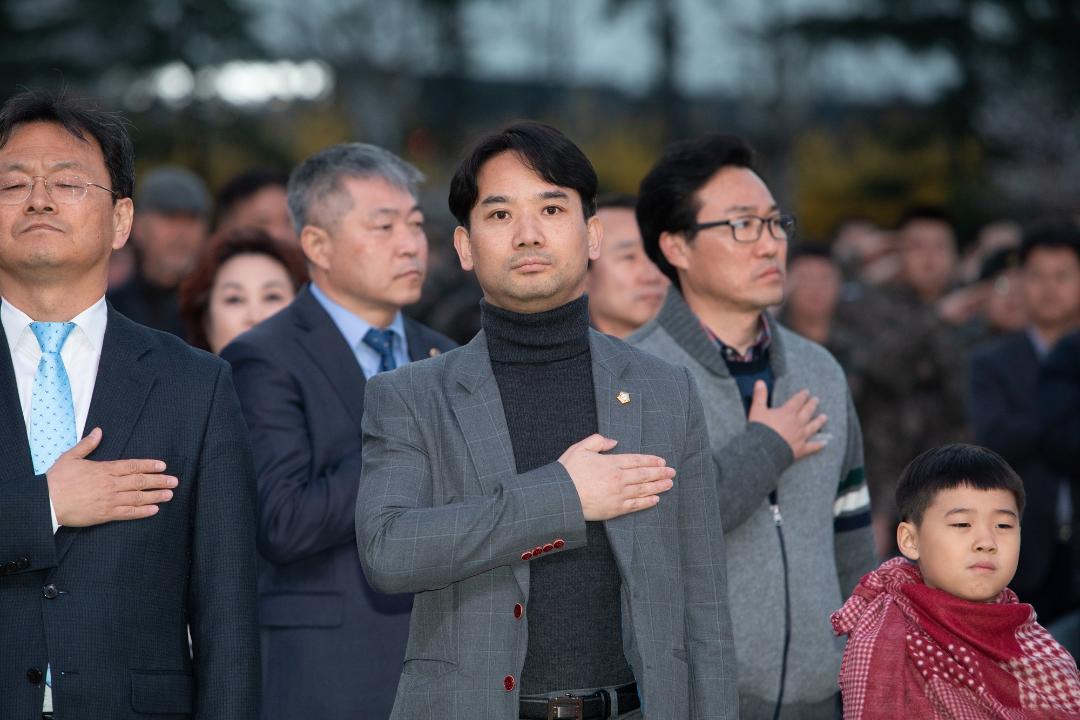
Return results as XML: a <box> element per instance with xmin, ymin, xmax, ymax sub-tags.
<box><xmin>969</xmin><ymin>220</ymin><xmax>1080</xmax><ymax>624</ymax></box>
<box><xmin>222</xmin><ymin>143</ymin><xmax>456</xmax><ymax>719</ymax></box>
<box><xmin>0</xmin><ymin>91</ymin><xmax>259</xmax><ymax>718</ymax></box>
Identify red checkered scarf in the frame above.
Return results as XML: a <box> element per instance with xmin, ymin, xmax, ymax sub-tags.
<box><xmin>832</xmin><ymin>557</ymin><xmax>1080</xmax><ymax>719</ymax></box>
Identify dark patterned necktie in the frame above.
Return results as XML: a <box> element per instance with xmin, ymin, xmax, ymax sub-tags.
<box><xmin>362</xmin><ymin>328</ymin><xmax>397</xmax><ymax>373</ymax></box>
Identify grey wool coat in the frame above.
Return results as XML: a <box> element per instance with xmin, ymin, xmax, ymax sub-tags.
<box><xmin>355</xmin><ymin>328</ymin><xmax>739</xmax><ymax>719</ymax></box>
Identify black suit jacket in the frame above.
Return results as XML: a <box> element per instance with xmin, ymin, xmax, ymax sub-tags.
<box><xmin>0</xmin><ymin>306</ymin><xmax>260</xmax><ymax>719</ymax></box>
<box><xmin>969</xmin><ymin>330</ymin><xmax>1072</xmax><ymax>597</ymax></box>
<box><xmin>221</xmin><ymin>285</ymin><xmax>456</xmax><ymax>720</ymax></box>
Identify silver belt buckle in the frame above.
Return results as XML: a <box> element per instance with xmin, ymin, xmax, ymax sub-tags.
<box><xmin>547</xmin><ymin>693</ymin><xmax>584</xmax><ymax>720</ymax></box>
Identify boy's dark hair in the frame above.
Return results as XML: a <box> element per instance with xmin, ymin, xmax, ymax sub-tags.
<box><xmin>448</xmin><ymin>121</ymin><xmax>597</xmax><ymax>229</ymax></box>
<box><xmin>1019</xmin><ymin>218</ymin><xmax>1080</xmax><ymax>266</ymax></box>
<box><xmin>896</xmin><ymin>444</ymin><xmax>1026</xmax><ymax>524</ymax></box>
<box><xmin>636</xmin><ymin>133</ymin><xmax>756</xmax><ymax>289</ymax></box>
<box><xmin>0</xmin><ymin>89</ymin><xmax>135</xmax><ymax>200</ymax></box>
<box><xmin>214</xmin><ymin>168</ymin><xmax>290</xmax><ymax>227</ymax></box>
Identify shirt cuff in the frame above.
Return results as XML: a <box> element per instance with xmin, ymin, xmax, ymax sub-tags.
<box><xmin>49</xmin><ymin>497</ymin><xmax>60</xmax><ymax>533</ymax></box>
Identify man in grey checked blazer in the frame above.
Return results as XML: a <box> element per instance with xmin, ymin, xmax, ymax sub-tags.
<box><xmin>355</xmin><ymin>122</ymin><xmax>738</xmax><ymax>719</ymax></box>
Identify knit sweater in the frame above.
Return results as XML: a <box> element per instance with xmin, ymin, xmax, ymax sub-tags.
<box><xmin>629</xmin><ymin>288</ymin><xmax>875</xmax><ymax>719</ymax></box>
<box><xmin>482</xmin><ymin>297</ymin><xmax>634</xmax><ymax>694</ymax></box>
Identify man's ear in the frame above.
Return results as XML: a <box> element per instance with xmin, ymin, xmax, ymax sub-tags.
<box><xmin>586</xmin><ymin>214</ymin><xmax>603</xmax><ymax>261</ymax></box>
<box><xmin>453</xmin><ymin>226</ymin><xmax>474</xmax><ymax>271</ymax></box>
<box><xmin>300</xmin><ymin>225</ymin><xmax>332</xmax><ymax>274</ymax></box>
<box><xmin>659</xmin><ymin>230</ymin><xmax>690</xmax><ymax>272</ymax></box>
<box><xmin>112</xmin><ymin>197</ymin><xmax>134</xmax><ymax>250</ymax></box>
<box><xmin>897</xmin><ymin>521</ymin><xmax>920</xmax><ymax>562</ymax></box>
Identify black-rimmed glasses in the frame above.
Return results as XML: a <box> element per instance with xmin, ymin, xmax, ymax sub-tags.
<box><xmin>0</xmin><ymin>174</ymin><xmax>119</xmax><ymax>205</ymax></box>
<box><xmin>689</xmin><ymin>214</ymin><xmax>796</xmax><ymax>244</ymax></box>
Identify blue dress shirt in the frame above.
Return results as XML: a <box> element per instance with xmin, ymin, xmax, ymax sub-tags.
<box><xmin>309</xmin><ymin>283</ymin><xmax>410</xmax><ymax>378</ymax></box>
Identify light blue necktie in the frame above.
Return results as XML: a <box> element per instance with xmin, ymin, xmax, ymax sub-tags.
<box><xmin>29</xmin><ymin>322</ymin><xmax>78</xmax><ymax>475</ymax></box>
<box><xmin>28</xmin><ymin>321</ymin><xmax>76</xmax><ymax>707</ymax></box>
<box><xmin>362</xmin><ymin>328</ymin><xmax>398</xmax><ymax>373</ymax></box>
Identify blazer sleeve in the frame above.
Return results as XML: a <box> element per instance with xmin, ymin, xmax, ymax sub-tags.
<box><xmin>355</xmin><ymin>372</ymin><xmax>588</xmax><ymax>594</ymax></box>
<box><xmin>187</xmin><ymin>363</ymin><xmax>260</xmax><ymax>718</ymax></box>
<box><xmin>678</xmin><ymin>369</ymin><xmax>739</xmax><ymax>719</ymax></box>
<box><xmin>223</xmin><ymin>338</ymin><xmax>363</xmax><ymax>565</ymax></box>
<box><xmin>0</xmin><ymin>469</ymin><xmax>56</xmax><ymax>579</ymax></box>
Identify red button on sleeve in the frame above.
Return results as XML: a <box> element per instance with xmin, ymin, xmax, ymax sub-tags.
<box><xmin>533</xmin><ymin>546</ymin><xmax>543</xmax><ymax>556</ymax></box>
<box><xmin>514</xmin><ymin>603</ymin><xmax>523</xmax><ymax>619</ymax></box>
<box><xmin>552</xmin><ymin>538</ymin><xmax>565</xmax><ymax>549</ymax></box>
<box><xmin>542</xmin><ymin>543</ymin><xmax>554</xmax><ymax>553</ymax></box>
<box><xmin>504</xmin><ymin>675</ymin><xmax>516</xmax><ymax>691</ymax></box>
<box><xmin>521</xmin><ymin>551</ymin><xmax>532</xmax><ymax>561</ymax></box>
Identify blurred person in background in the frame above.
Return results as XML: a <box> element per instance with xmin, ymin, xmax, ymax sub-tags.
<box><xmin>970</xmin><ymin>220</ymin><xmax>1080</xmax><ymax>635</ymax></box>
<box><xmin>831</xmin><ymin>216</ymin><xmax>899</xmax><ymax>288</ymax></box>
<box><xmin>779</xmin><ymin>244</ymin><xmax>870</xmax><ymax>398</ymax></box>
<box><xmin>956</xmin><ymin>219</ymin><xmax>1022</xmax><ymax>285</ymax></box>
<box><xmin>845</xmin><ymin>205</ymin><xmax>969</xmax><ymax>558</ymax></box>
<box><xmin>108</xmin><ymin>166</ymin><xmax>210</xmax><ymax>336</ymax></box>
<box><xmin>585</xmin><ymin>193</ymin><xmax>668</xmax><ymax>338</ymax></box>
<box><xmin>214</xmin><ymin>168</ymin><xmax>296</xmax><ymax>244</ymax></box>
<box><xmin>632</xmin><ymin>133</ymin><xmax>874</xmax><ymax>720</ymax></box>
<box><xmin>221</xmin><ymin>143</ymin><xmax>455</xmax><ymax>720</ymax></box>
<box><xmin>179</xmin><ymin>227</ymin><xmax>307</xmax><ymax>353</ymax></box>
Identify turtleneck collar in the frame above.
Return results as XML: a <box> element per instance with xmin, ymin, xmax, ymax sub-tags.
<box><xmin>482</xmin><ymin>294</ymin><xmax>591</xmax><ymax>364</ymax></box>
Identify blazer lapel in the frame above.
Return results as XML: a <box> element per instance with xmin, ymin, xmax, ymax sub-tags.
<box><xmin>445</xmin><ymin>332</ymin><xmax>530</xmax><ymax>595</ymax></box>
<box><xmin>291</xmin><ymin>286</ymin><xmax>367</xmax><ymax>429</ymax></box>
<box><xmin>0</xmin><ymin>327</ymin><xmax>35</xmax><ymax>496</ymax></box>
<box><xmin>404</xmin><ymin>317</ymin><xmax>442</xmax><ymax>363</ymax></box>
<box><xmin>590</xmin><ymin>331</ymin><xmax>641</xmax><ymax>578</ymax></box>
<box><xmin>55</xmin><ymin>307</ymin><xmax>156</xmax><ymax>564</ymax></box>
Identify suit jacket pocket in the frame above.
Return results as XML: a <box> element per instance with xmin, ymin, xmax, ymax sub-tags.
<box><xmin>402</xmin><ymin>658</ymin><xmax>458</xmax><ymax>678</ymax></box>
<box><xmin>130</xmin><ymin>670</ymin><xmax>194</xmax><ymax>714</ymax></box>
<box><xmin>259</xmin><ymin>591</ymin><xmax>344</xmax><ymax>627</ymax></box>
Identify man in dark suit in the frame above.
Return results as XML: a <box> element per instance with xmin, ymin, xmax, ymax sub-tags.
<box><xmin>221</xmin><ymin>143</ymin><xmax>455</xmax><ymax>720</ymax></box>
<box><xmin>0</xmin><ymin>91</ymin><xmax>259</xmax><ymax>718</ymax></box>
<box><xmin>970</xmin><ymin>220</ymin><xmax>1080</xmax><ymax>624</ymax></box>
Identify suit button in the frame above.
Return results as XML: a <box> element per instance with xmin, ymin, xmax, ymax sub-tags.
<box><xmin>514</xmin><ymin>603</ymin><xmax>523</xmax><ymax>619</ymax></box>
<box><xmin>503</xmin><ymin>675</ymin><xmax>516</xmax><ymax>691</ymax></box>
<box><xmin>1</xmin><ymin>561</ymin><xmax>15</xmax><ymax>575</ymax></box>
<box><xmin>553</xmin><ymin>539</ymin><xmax>565</xmax><ymax>549</ymax></box>
<box><xmin>533</xmin><ymin>546</ymin><xmax>543</xmax><ymax>556</ymax></box>
<box><xmin>16</xmin><ymin>557</ymin><xmax>29</xmax><ymax>570</ymax></box>
<box><xmin>27</xmin><ymin>667</ymin><xmax>43</xmax><ymax>684</ymax></box>
<box><xmin>542</xmin><ymin>543</ymin><xmax>554</xmax><ymax>553</ymax></box>
<box><xmin>520</xmin><ymin>551</ymin><xmax>532</xmax><ymax>561</ymax></box>
<box><xmin>42</xmin><ymin>584</ymin><xmax>59</xmax><ymax>599</ymax></box>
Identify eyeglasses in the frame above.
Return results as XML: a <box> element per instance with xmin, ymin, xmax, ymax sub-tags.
<box><xmin>0</xmin><ymin>174</ymin><xmax>119</xmax><ymax>205</ymax></box>
<box><xmin>689</xmin><ymin>214</ymin><xmax>796</xmax><ymax>244</ymax></box>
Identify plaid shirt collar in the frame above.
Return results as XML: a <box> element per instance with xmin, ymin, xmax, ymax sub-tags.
<box><xmin>702</xmin><ymin>314</ymin><xmax>772</xmax><ymax>363</ymax></box>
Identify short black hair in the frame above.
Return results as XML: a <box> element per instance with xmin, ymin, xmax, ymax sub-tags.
<box><xmin>896</xmin><ymin>205</ymin><xmax>955</xmax><ymax>233</ymax></box>
<box><xmin>596</xmin><ymin>192</ymin><xmax>637</xmax><ymax>211</ymax></box>
<box><xmin>636</xmin><ymin>133</ymin><xmax>756</xmax><ymax>289</ymax></box>
<box><xmin>214</xmin><ymin>168</ymin><xmax>289</xmax><ymax>227</ymax></box>
<box><xmin>448</xmin><ymin>121</ymin><xmax>598</xmax><ymax>229</ymax></box>
<box><xmin>0</xmin><ymin>88</ymin><xmax>134</xmax><ymax>200</ymax></box>
<box><xmin>896</xmin><ymin>444</ymin><xmax>1026</xmax><ymax>525</ymax></box>
<box><xmin>1019</xmin><ymin>218</ymin><xmax>1080</xmax><ymax>266</ymax></box>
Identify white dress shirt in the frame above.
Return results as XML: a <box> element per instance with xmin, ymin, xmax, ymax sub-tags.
<box><xmin>1</xmin><ymin>295</ymin><xmax>108</xmax><ymax>532</ymax></box>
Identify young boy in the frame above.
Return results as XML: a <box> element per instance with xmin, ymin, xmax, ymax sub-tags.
<box><xmin>832</xmin><ymin>444</ymin><xmax>1080</xmax><ymax>719</ymax></box>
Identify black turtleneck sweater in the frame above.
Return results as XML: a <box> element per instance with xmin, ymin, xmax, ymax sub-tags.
<box><xmin>482</xmin><ymin>296</ymin><xmax>634</xmax><ymax>694</ymax></box>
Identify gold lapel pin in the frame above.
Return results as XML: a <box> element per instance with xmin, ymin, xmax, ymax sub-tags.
<box><xmin>617</xmin><ymin>391</ymin><xmax>631</xmax><ymax>405</ymax></box>
<box><xmin>429</xmin><ymin>347</ymin><xmax>441</xmax><ymax>358</ymax></box>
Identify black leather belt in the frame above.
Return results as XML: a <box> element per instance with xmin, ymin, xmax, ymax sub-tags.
<box><xmin>519</xmin><ymin>682</ymin><xmax>639</xmax><ymax>719</ymax></box>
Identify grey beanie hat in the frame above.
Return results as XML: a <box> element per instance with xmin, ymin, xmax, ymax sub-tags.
<box><xmin>137</xmin><ymin>166</ymin><xmax>210</xmax><ymax>217</ymax></box>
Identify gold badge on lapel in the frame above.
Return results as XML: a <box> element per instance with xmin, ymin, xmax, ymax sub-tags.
<box><xmin>429</xmin><ymin>347</ymin><xmax>441</xmax><ymax>358</ymax></box>
<box><xmin>616</xmin><ymin>391</ymin><xmax>631</xmax><ymax>405</ymax></box>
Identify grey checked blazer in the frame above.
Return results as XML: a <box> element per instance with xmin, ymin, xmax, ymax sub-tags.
<box><xmin>355</xmin><ymin>329</ymin><xmax>739</xmax><ymax>719</ymax></box>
